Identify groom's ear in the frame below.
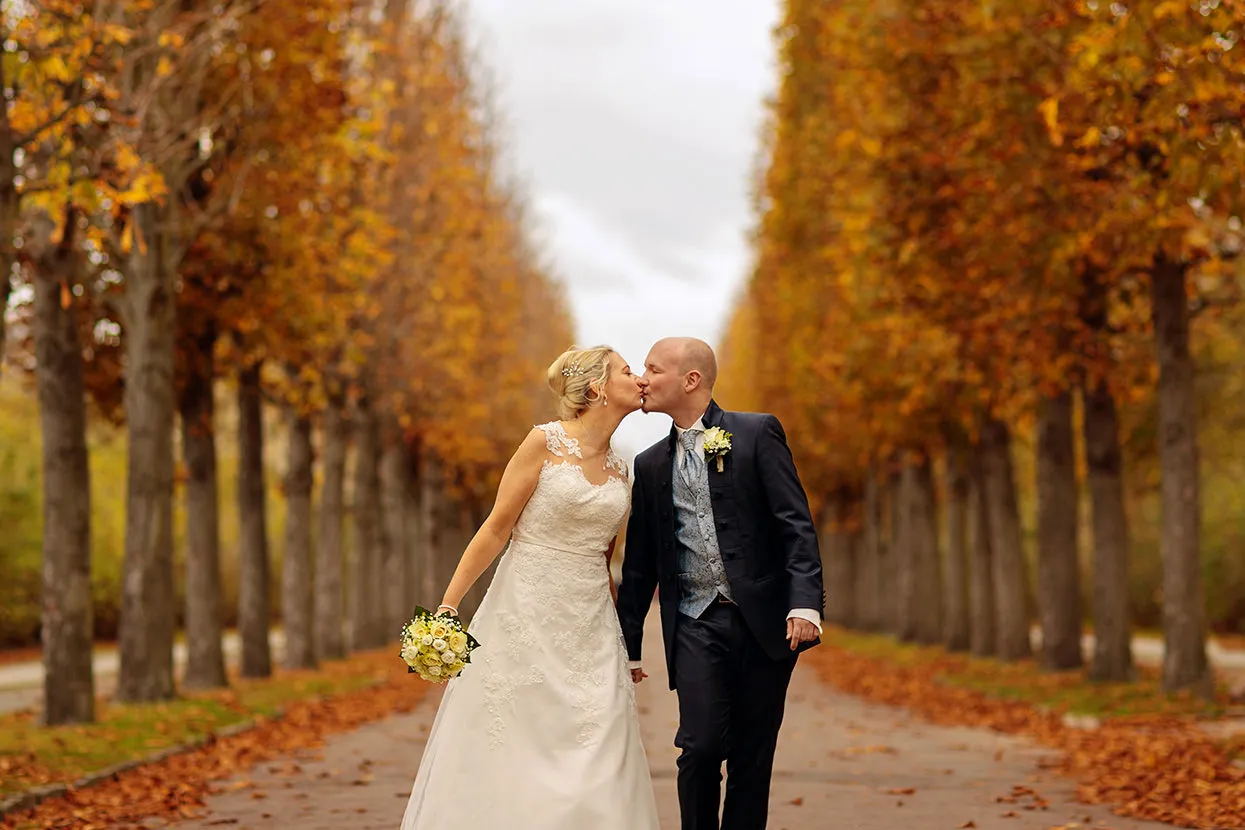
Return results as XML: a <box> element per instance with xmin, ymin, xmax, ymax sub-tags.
<box><xmin>684</xmin><ymin>369</ymin><xmax>702</xmax><ymax>392</ymax></box>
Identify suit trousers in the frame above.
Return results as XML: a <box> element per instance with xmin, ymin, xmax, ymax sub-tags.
<box><xmin>673</xmin><ymin>601</ymin><xmax>796</xmax><ymax>830</ymax></box>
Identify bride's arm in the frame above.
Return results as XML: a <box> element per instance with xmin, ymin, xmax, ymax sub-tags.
<box><xmin>605</xmin><ymin>538</ymin><xmax>619</xmax><ymax>604</ymax></box>
<box><xmin>438</xmin><ymin>429</ymin><xmax>547</xmax><ymax>612</ymax></box>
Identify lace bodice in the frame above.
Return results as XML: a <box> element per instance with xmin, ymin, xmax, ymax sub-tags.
<box><xmin>510</xmin><ymin>422</ymin><xmax>630</xmax><ymax>555</ymax></box>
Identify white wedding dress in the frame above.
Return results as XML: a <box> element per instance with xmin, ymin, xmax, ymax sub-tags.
<box><xmin>399</xmin><ymin>422</ymin><xmax>661</xmax><ymax>830</ymax></box>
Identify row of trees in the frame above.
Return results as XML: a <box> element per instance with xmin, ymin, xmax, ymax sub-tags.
<box><xmin>719</xmin><ymin>0</ymin><xmax>1244</xmax><ymax>695</ymax></box>
<box><xmin>7</xmin><ymin>0</ymin><xmax>573</xmax><ymax>725</ymax></box>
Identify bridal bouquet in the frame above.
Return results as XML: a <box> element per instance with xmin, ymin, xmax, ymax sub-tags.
<box><xmin>399</xmin><ymin>607</ymin><xmax>480</xmax><ymax>683</ymax></box>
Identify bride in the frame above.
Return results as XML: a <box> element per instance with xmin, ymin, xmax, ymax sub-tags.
<box><xmin>399</xmin><ymin>345</ymin><xmax>661</xmax><ymax>830</ymax></box>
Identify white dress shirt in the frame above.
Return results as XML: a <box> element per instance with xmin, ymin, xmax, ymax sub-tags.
<box><xmin>627</xmin><ymin>414</ymin><xmax>823</xmax><ymax>671</ymax></box>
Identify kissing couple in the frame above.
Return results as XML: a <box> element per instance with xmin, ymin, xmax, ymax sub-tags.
<box><xmin>399</xmin><ymin>337</ymin><xmax>824</xmax><ymax>830</ymax></box>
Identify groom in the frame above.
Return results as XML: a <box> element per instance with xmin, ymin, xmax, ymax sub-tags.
<box><xmin>617</xmin><ymin>337</ymin><xmax>824</xmax><ymax>830</ymax></box>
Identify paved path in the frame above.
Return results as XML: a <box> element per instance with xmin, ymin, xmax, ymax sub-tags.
<box><xmin>152</xmin><ymin>616</ymin><xmax>1170</xmax><ymax>830</ymax></box>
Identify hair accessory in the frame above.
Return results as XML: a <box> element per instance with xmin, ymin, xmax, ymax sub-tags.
<box><xmin>561</xmin><ymin>361</ymin><xmax>590</xmax><ymax>378</ymax></box>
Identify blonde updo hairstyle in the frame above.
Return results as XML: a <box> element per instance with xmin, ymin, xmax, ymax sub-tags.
<box><xmin>547</xmin><ymin>345</ymin><xmax>615</xmax><ymax>420</ymax></box>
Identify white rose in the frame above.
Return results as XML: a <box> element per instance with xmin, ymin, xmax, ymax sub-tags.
<box><xmin>441</xmin><ymin>650</ymin><xmax>456</xmax><ymax>664</ymax></box>
<box><xmin>422</xmin><ymin>635</ymin><xmax>434</xmax><ymax>647</ymax></box>
<box><xmin>432</xmin><ymin>638</ymin><xmax>447</xmax><ymax>652</ymax></box>
<box><xmin>429</xmin><ymin>664</ymin><xmax>443</xmax><ymax>677</ymax></box>
<box><xmin>400</xmin><ymin>645</ymin><xmax>420</xmax><ymax>664</ymax></box>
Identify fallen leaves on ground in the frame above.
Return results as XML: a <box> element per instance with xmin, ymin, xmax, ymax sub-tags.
<box><xmin>1</xmin><ymin>650</ymin><xmax>426</xmax><ymax>829</ymax></box>
<box><xmin>807</xmin><ymin>638</ymin><xmax>1245</xmax><ymax>829</ymax></box>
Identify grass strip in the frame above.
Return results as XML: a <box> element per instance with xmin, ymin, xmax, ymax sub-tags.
<box><xmin>0</xmin><ymin>646</ymin><xmax>426</xmax><ymax>828</ymax></box>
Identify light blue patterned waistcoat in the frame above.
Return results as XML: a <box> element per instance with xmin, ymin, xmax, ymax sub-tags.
<box><xmin>674</xmin><ymin>430</ymin><xmax>734</xmax><ymax>618</ymax></box>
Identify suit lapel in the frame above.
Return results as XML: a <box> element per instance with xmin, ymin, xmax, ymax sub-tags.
<box><xmin>657</xmin><ymin>424</ymin><xmax>676</xmax><ymax>565</ymax></box>
<box><xmin>657</xmin><ymin>425</ymin><xmax>676</xmax><ymax>495</ymax></box>
<box><xmin>700</xmin><ymin>401</ymin><xmax>736</xmax><ymax>551</ymax></box>
<box><xmin>701</xmin><ymin>399</ymin><xmax>732</xmax><ymax>480</ymax></box>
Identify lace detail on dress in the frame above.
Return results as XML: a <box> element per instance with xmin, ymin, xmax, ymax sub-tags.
<box><xmin>605</xmin><ymin>448</ymin><xmax>628</xmax><ymax>480</ymax></box>
<box><xmin>553</xmin><ymin>603</ymin><xmax>609</xmax><ymax>745</ymax></box>
<box><xmin>480</xmin><ymin>606</ymin><xmax>543</xmax><ymax>747</ymax></box>
<box><xmin>537</xmin><ymin>421</ymin><xmax>583</xmax><ymax>459</ymax></box>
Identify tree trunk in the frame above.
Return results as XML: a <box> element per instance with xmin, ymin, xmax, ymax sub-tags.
<box><xmin>823</xmin><ymin>495</ymin><xmax>856</xmax><ymax>628</ymax></box>
<box><xmin>0</xmin><ymin>54</ymin><xmax>18</xmax><ymax>388</ymax></box>
<box><xmin>1036</xmin><ymin>391</ymin><xmax>1084</xmax><ymax>670</ymax></box>
<box><xmin>405</xmin><ymin>451</ymin><xmax>426</xmax><ymax>611</ymax></box>
<box><xmin>116</xmin><ymin>202</ymin><xmax>177</xmax><ymax>702</ymax></box>
<box><xmin>858</xmin><ymin>471</ymin><xmax>883</xmax><ymax>631</ymax></box>
<box><xmin>180</xmin><ymin>327</ymin><xmax>227</xmax><ymax>689</ymax></box>
<box><xmin>367</xmin><ymin>440</ymin><xmax>389</xmax><ymax>647</ymax></box>
<box><xmin>894</xmin><ymin>464</ymin><xmax>916</xmax><ymax>642</ymax></box>
<box><xmin>379</xmin><ymin>423</ymin><xmax>410</xmax><ymax>635</ymax></box>
<box><xmin>237</xmin><ymin>362</ymin><xmax>271</xmax><ymax>677</ymax></box>
<box><xmin>943</xmin><ymin>448</ymin><xmax>971</xmax><ymax>652</ymax></box>
<box><xmin>282</xmin><ymin>411</ymin><xmax>316</xmax><ymax>669</ymax></box>
<box><xmin>315</xmin><ymin>395</ymin><xmax>347</xmax><ymax>661</ymax></box>
<box><xmin>967</xmin><ymin>447</ymin><xmax>996</xmax><ymax>657</ymax></box>
<box><xmin>884</xmin><ymin>468</ymin><xmax>902</xmax><ymax>635</ymax></box>
<box><xmin>1083</xmin><ymin>378</ymin><xmax>1134</xmax><ymax>682</ymax></box>
<box><xmin>980</xmin><ymin>418</ymin><xmax>1031</xmax><ymax>660</ymax></box>
<box><xmin>35</xmin><ymin>234</ymin><xmax>94</xmax><ymax>724</ymax></box>
<box><xmin>896</xmin><ymin>458</ymin><xmax>940</xmax><ymax>642</ymax></box>
<box><xmin>910</xmin><ymin>457</ymin><xmax>942</xmax><ymax>644</ymax></box>
<box><xmin>0</xmin><ymin>269</ymin><xmax>9</xmax><ymax>385</ymax></box>
<box><xmin>1150</xmin><ymin>256</ymin><xmax>1212</xmax><ymax>695</ymax></box>
<box><xmin>348</xmin><ymin>397</ymin><xmax>381</xmax><ymax>650</ymax></box>
<box><xmin>419</xmin><ymin>452</ymin><xmax>443</xmax><ymax>603</ymax></box>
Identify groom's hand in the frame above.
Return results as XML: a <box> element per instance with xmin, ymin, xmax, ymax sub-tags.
<box><xmin>787</xmin><ymin>618</ymin><xmax>819</xmax><ymax>650</ymax></box>
<box><xmin>630</xmin><ymin>667</ymin><xmax>648</xmax><ymax>684</ymax></box>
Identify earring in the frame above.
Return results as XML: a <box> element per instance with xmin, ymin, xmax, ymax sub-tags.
<box><xmin>603</xmin><ymin>395</ymin><xmax>609</xmax><ymax>407</ymax></box>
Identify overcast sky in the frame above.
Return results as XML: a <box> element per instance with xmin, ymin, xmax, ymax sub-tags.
<box><xmin>465</xmin><ymin>0</ymin><xmax>781</xmax><ymax>459</ymax></box>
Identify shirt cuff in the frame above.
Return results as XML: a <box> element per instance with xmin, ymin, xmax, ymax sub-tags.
<box><xmin>787</xmin><ymin>608</ymin><xmax>822</xmax><ymax>634</ymax></box>
<box><xmin>627</xmin><ymin>660</ymin><xmax>643</xmax><ymax>670</ymax></box>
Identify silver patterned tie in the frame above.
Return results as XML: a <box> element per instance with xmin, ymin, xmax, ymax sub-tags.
<box><xmin>678</xmin><ymin>429</ymin><xmax>703</xmax><ymax>488</ymax></box>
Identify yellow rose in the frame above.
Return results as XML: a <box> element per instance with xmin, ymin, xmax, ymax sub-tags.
<box><xmin>423</xmin><ymin>652</ymin><xmax>442</xmax><ymax>667</ymax></box>
<box><xmin>412</xmin><ymin>622</ymin><xmax>430</xmax><ymax>639</ymax></box>
<box><xmin>429</xmin><ymin>621</ymin><xmax>451</xmax><ymax>640</ymax></box>
<box><xmin>448</xmin><ymin>631</ymin><xmax>469</xmax><ymax>655</ymax></box>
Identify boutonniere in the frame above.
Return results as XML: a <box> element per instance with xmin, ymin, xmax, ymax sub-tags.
<box><xmin>702</xmin><ymin>427</ymin><xmax>733</xmax><ymax>472</ymax></box>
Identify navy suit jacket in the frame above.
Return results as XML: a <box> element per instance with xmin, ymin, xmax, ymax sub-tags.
<box><xmin>616</xmin><ymin>400</ymin><xmax>825</xmax><ymax>690</ymax></box>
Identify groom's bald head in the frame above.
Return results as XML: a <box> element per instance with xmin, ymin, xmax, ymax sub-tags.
<box><xmin>654</xmin><ymin>337</ymin><xmax>718</xmax><ymax>390</ymax></box>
